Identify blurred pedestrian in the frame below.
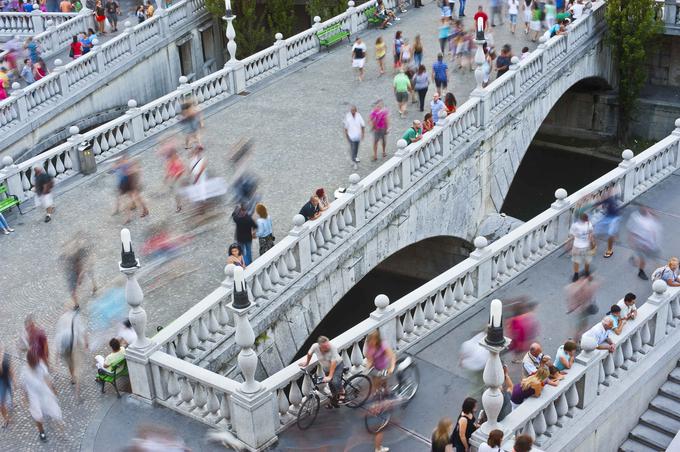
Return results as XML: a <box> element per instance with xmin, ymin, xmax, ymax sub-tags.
<box><xmin>566</xmin><ymin>274</ymin><xmax>599</xmax><ymax>338</ymax></box>
<box><xmin>413</xmin><ymin>34</ymin><xmax>423</xmax><ymax>67</ymax></box>
<box><xmin>343</xmin><ymin>105</ymin><xmax>365</xmax><ymax>170</ymax></box>
<box><xmin>22</xmin><ymin>349</ymin><xmax>62</xmax><ymax>442</ymax></box>
<box><xmin>459</xmin><ymin>331</ymin><xmax>489</xmax><ymax>393</ymax></box>
<box><xmin>369</xmin><ymin>99</ymin><xmax>389</xmax><ymax>160</ymax></box>
<box><xmin>232</xmin><ymin>204</ymin><xmax>256</xmax><ymax>266</ymax></box>
<box><xmin>24</xmin><ymin>36</ymin><xmax>40</xmax><ymax>63</ymax></box>
<box><xmin>0</xmin><ymin>341</ymin><xmax>16</xmax><ymax>428</ymax></box>
<box><xmin>94</xmin><ymin>0</ymin><xmax>106</xmax><ymax>34</ymax></box>
<box><xmin>508</xmin><ymin>0</ymin><xmax>520</xmax><ymax>33</ymax></box>
<box><xmin>0</xmin><ymin>212</ymin><xmax>14</xmax><ymax>234</ymax></box>
<box><xmin>255</xmin><ymin>203</ymin><xmax>274</xmax><ymax>256</ymax></box>
<box><xmin>490</xmin><ymin>0</ymin><xmax>504</xmax><ymax>26</ymax></box>
<box><xmin>568</xmin><ymin>212</ymin><xmax>595</xmax><ymax>282</ymax></box>
<box><xmin>63</xmin><ymin>235</ymin><xmax>97</xmax><ymax>307</ymax></box>
<box><xmin>113</xmin><ymin>155</ymin><xmax>150</xmax><ymax>224</ymax></box>
<box><xmin>393</xmin><ymin>68</ymin><xmax>411</xmax><ymax>117</ymax></box>
<box><xmin>55</xmin><ymin>305</ymin><xmax>87</xmax><ymax>398</ymax></box>
<box><xmin>18</xmin><ymin>315</ymin><xmax>49</xmax><ymax>369</ymax></box>
<box><xmin>20</xmin><ymin>58</ymin><xmax>35</xmax><ymax>84</ymax></box>
<box><xmin>626</xmin><ymin>206</ymin><xmax>661</xmax><ymax>280</ymax></box>
<box><xmin>431</xmin><ymin>417</ymin><xmax>454</xmax><ymax>452</ymax></box>
<box><xmin>33</xmin><ymin>166</ymin><xmax>54</xmax><ymax>223</ymax></box>
<box><xmin>593</xmin><ymin>188</ymin><xmax>622</xmax><ymax>258</ymax></box>
<box><xmin>438</xmin><ymin>19</ymin><xmax>450</xmax><ymax>55</ymax></box>
<box><xmin>351</xmin><ymin>37</ymin><xmax>366</xmax><ymax>81</ymax></box>
<box><xmin>393</xmin><ymin>30</ymin><xmax>403</xmax><ymax>72</ymax></box>
<box><xmin>412</xmin><ymin>64</ymin><xmax>429</xmax><ymax>112</ymax></box>
<box><xmin>507</xmin><ymin>298</ymin><xmax>538</xmax><ymax>363</ymax></box>
<box><xmin>181</xmin><ymin>100</ymin><xmax>203</xmax><ymax>150</ymax></box>
<box><xmin>163</xmin><ymin>145</ymin><xmax>186</xmax><ymax>212</ymax></box>
<box><xmin>375</xmin><ymin>36</ymin><xmax>386</xmax><ymax>74</ymax></box>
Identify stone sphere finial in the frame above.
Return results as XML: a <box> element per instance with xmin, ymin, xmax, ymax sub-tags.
<box><xmin>127</xmin><ymin>99</ymin><xmax>137</xmax><ymax>108</ymax></box>
<box><xmin>124</xmin><ymin>20</ymin><xmax>131</xmax><ymax>29</ymax></box>
<box><xmin>653</xmin><ymin>279</ymin><xmax>668</xmax><ymax>295</ymax></box>
<box><xmin>374</xmin><ymin>294</ymin><xmax>389</xmax><ymax>310</ymax></box>
<box><xmin>621</xmin><ymin>149</ymin><xmax>634</xmax><ymax>161</ymax></box>
<box><xmin>349</xmin><ymin>173</ymin><xmax>361</xmax><ymax>185</ymax></box>
<box><xmin>348</xmin><ymin>0</ymin><xmax>355</xmax><ymax>6</ymax></box>
<box><xmin>397</xmin><ymin>139</ymin><xmax>408</xmax><ymax>150</ymax></box>
<box><xmin>293</xmin><ymin>214</ymin><xmax>305</xmax><ymax>227</ymax></box>
<box><xmin>275</xmin><ymin>32</ymin><xmax>283</xmax><ymax>41</ymax></box>
<box><xmin>1</xmin><ymin>156</ymin><xmax>14</xmax><ymax>167</ymax></box>
<box><xmin>92</xmin><ymin>38</ymin><xmax>99</xmax><ymax>46</ymax></box>
<box><xmin>224</xmin><ymin>263</ymin><xmax>236</xmax><ymax>278</ymax></box>
<box><xmin>474</xmin><ymin>236</ymin><xmax>488</xmax><ymax>249</ymax></box>
<box><xmin>178</xmin><ymin>76</ymin><xmax>188</xmax><ymax>85</ymax></box>
<box><xmin>69</xmin><ymin>126</ymin><xmax>79</xmax><ymax>135</ymax></box>
<box><xmin>45</xmin><ymin>19</ymin><xmax>53</xmax><ymax>27</ymax></box>
<box><xmin>511</xmin><ymin>56</ymin><xmax>520</xmax><ymax>64</ymax></box>
<box><xmin>54</xmin><ymin>58</ymin><xmax>63</xmax><ymax>67</ymax></box>
<box><xmin>580</xmin><ymin>334</ymin><xmax>597</xmax><ymax>353</ymax></box>
<box><xmin>554</xmin><ymin>188</ymin><xmax>568</xmax><ymax>201</ymax></box>
<box><xmin>11</xmin><ymin>82</ymin><xmax>20</xmax><ymax>90</ymax></box>
<box><xmin>539</xmin><ymin>35</ymin><xmax>548</xmax><ymax>44</ymax></box>
<box><xmin>675</xmin><ymin>118</ymin><xmax>680</xmax><ymax>129</ymax></box>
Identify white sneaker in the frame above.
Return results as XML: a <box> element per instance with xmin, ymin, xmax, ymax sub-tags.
<box><xmin>375</xmin><ymin>447</ymin><xmax>389</xmax><ymax>452</ymax></box>
<box><xmin>355</xmin><ymin>157</ymin><xmax>361</xmax><ymax>163</ymax></box>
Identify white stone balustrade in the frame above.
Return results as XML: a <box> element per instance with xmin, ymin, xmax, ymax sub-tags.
<box><xmin>0</xmin><ymin>11</ymin><xmax>77</xmax><ymax>37</ymax></box>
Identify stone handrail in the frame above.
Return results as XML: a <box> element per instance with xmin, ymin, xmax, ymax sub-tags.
<box><xmin>496</xmin><ymin>282</ymin><xmax>680</xmax><ymax>448</ymax></box>
<box><xmin>0</xmin><ymin>10</ymin><xmax>77</xmax><ymax>36</ymax></box>
<box><xmin>141</xmin><ymin>1</ymin><xmax>608</xmax><ymax>363</ymax></box>
<box><xmin>31</xmin><ymin>9</ymin><xmax>95</xmax><ymax>59</ymax></box>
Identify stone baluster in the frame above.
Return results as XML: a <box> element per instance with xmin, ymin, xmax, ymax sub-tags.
<box><xmin>223</xmin><ymin>1</ymin><xmax>246</xmax><ymax>93</ymax></box>
<box><xmin>395</xmin><ymin>139</ymin><xmax>412</xmax><ymax>191</ymax></box>
<box><xmin>290</xmin><ymin>214</ymin><xmax>312</xmax><ymax>272</ymax></box>
<box><xmin>647</xmin><ymin>280</ymin><xmax>670</xmax><ymax>345</ymax></box>
<box><xmin>347</xmin><ymin>1</ymin><xmax>357</xmax><ymax>34</ymax></box>
<box><xmin>225</xmin><ymin>266</ymin><xmax>278</xmax><ymax>450</ymax></box>
<box><xmin>575</xmin><ymin>334</ymin><xmax>600</xmax><ymax>408</ymax></box>
<box><xmin>126</xmin><ymin>99</ymin><xmax>144</xmax><ymax>143</ymax></box>
<box><xmin>566</xmin><ymin>382</ymin><xmax>579</xmax><ymax>417</ymax></box>
<box><xmin>470</xmin><ymin>299</ymin><xmax>510</xmax><ymax>449</ymax></box>
<box><xmin>119</xmin><ymin>228</ymin><xmax>157</xmax><ymax>400</ymax></box>
<box><xmin>30</xmin><ymin>9</ymin><xmax>44</xmax><ymax>33</ymax></box>
<box><xmin>618</xmin><ymin>149</ymin><xmax>636</xmax><ymax>203</ymax></box>
<box><xmin>274</xmin><ymin>32</ymin><xmax>288</xmax><ymax>69</ymax></box>
<box><xmin>469</xmin><ymin>236</ymin><xmax>492</xmax><ymax>298</ymax></box>
<box><xmin>9</xmin><ymin>82</ymin><xmax>27</xmax><ymax>121</ymax></box>
<box><xmin>66</xmin><ymin>125</ymin><xmax>83</xmax><ymax>174</ymax></box>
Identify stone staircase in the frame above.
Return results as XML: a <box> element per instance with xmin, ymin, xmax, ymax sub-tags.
<box><xmin>620</xmin><ymin>364</ymin><xmax>680</xmax><ymax>451</ymax></box>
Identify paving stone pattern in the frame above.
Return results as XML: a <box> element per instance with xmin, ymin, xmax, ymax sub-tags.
<box><xmin>0</xmin><ymin>0</ymin><xmax>536</xmax><ymax>448</ymax></box>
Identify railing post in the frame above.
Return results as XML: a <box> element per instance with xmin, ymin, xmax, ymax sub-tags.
<box><xmin>0</xmin><ymin>157</ymin><xmax>26</xmax><ymax>201</ymax></box>
<box><xmin>510</xmin><ymin>56</ymin><xmax>521</xmax><ymax>98</ymax></box>
<box><xmin>436</xmin><ymin>109</ymin><xmax>452</xmax><ymax>157</ymax></box>
<box><xmin>469</xmin><ymin>89</ymin><xmax>490</xmax><ymax>128</ymax></box>
<box><xmin>647</xmin><ymin>280</ymin><xmax>670</xmax><ymax>346</ymax></box>
<box><xmin>30</xmin><ymin>9</ymin><xmax>45</xmax><ymax>33</ymax></box>
<box><xmin>126</xmin><ymin>99</ymin><xmax>144</xmax><ymax>143</ymax></box>
<box><xmin>66</xmin><ymin>126</ymin><xmax>83</xmax><ymax>174</ymax></box>
<box><xmin>274</xmin><ymin>32</ymin><xmax>288</xmax><ymax>70</ymax></box>
<box><xmin>673</xmin><ymin>118</ymin><xmax>680</xmax><ymax>168</ymax></box>
<box><xmin>289</xmin><ymin>214</ymin><xmax>312</xmax><ymax>272</ymax></box>
<box><xmin>225</xmin><ymin>268</ymin><xmax>278</xmax><ymax>450</ymax></box>
<box><xmin>550</xmin><ymin>188</ymin><xmax>571</xmax><ymax>243</ymax></box>
<box><xmin>395</xmin><ymin>139</ymin><xmax>412</xmax><ymax>190</ymax></box>
<box><xmin>346</xmin><ymin>173</ymin><xmax>366</xmax><ymax>228</ymax></box>
<box><xmin>370</xmin><ymin>294</ymin><xmax>397</xmax><ymax>348</ymax></box>
<box><xmin>51</xmin><ymin>58</ymin><xmax>70</xmax><ymax>97</ymax></box>
<box><xmin>347</xmin><ymin>1</ymin><xmax>358</xmax><ymax>34</ymax></box>
<box><xmin>664</xmin><ymin>0</ymin><xmax>676</xmax><ymax>28</ymax></box>
<box><xmin>537</xmin><ymin>41</ymin><xmax>547</xmax><ymax>75</ymax></box>
<box><xmin>157</xmin><ymin>8</ymin><xmax>169</xmax><ymax>38</ymax></box>
<box><xmin>469</xmin><ymin>236</ymin><xmax>493</xmax><ymax>298</ymax></box>
<box><xmin>574</xmin><ymin>334</ymin><xmax>601</xmax><ymax>409</ymax></box>
<box><xmin>619</xmin><ymin>149</ymin><xmax>635</xmax><ymax>203</ymax></box>
<box><xmin>9</xmin><ymin>82</ymin><xmax>28</xmax><ymax>122</ymax></box>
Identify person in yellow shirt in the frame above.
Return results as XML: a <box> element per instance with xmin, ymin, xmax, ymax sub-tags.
<box><xmin>145</xmin><ymin>0</ymin><xmax>154</xmax><ymax>18</ymax></box>
<box><xmin>95</xmin><ymin>338</ymin><xmax>125</xmax><ymax>370</ymax></box>
<box><xmin>0</xmin><ymin>68</ymin><xmax>8</xmax><ymax>90</ymax></box>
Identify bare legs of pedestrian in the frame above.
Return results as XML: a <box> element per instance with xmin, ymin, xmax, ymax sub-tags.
<box><xmin>1</xmin><ymin>404</ymin><xmax>10</xmax><ymax>428</ymax></box>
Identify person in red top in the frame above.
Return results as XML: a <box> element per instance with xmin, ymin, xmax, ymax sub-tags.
<box><xmin>164</xmin><ymin>148</ymin><xmax>186</xmax><ymax>212</ymax></box>
<box><xmin>69</xmin><ymin>35</ymin><xmax>82</xmax><ymax>59</ymax></box>
<box><xmin>473</xmin><ymin>5</ymin><xmax>489</xmax><ymax>31</ymax></box>
<box><xmin>33</xmin><ymin>59</ymin><xmax>47</xmax><ymax>80</ymax></box>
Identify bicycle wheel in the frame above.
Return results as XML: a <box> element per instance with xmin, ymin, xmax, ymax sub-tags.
<box><xmin>297</xmin><ymin>394</ymin><xmax>320</xmax><ymax>430</ymax></box>
<box><xmin>364</xmin><ymin>397</ymin><xmax>391</xmax><ymax>433</ymax></box>
<box><xmin>343</xmin><ymin>374</ymin><xmax>372</xmax><ymax>408</ymax></box>
<box><xmin>395</xmin><ymin>362</ymin><xmax>420</xmax><ymax>403</ymax></box>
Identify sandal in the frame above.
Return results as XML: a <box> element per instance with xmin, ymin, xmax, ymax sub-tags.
<box><xmin>603</xmin><ymin>250</ymin><xmax>613</xmax><ymax>258</ymax></box>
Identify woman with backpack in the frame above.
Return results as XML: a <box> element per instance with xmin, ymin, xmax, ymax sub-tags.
<box><xmin>652</xmin><ymin>257</ymin><xmax>680</xmax><ymax>287</ymax></box>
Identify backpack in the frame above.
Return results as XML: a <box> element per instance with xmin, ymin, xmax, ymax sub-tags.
<box><xmin>651</xmin><ymin>266</ymin><xmax>669</xmax><ymax>282</ymax></box>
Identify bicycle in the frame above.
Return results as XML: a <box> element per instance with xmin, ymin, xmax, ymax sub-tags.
<box><xmin>364</xmin><ymin>354</ymin><xmax>420</xmax><ymax>433</ymax></box>
<box><xmin>296</xmin><ymin>367</ymin><xmax>372</xmax><ymax>430</ymax></box>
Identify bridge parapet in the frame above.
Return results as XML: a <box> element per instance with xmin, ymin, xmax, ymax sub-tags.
<box><xmin>0</xmin><ymin>10</ymin><xmax>76</xmax><ymax>37</ymax></box>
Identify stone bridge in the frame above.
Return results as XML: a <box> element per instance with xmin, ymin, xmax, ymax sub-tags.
<box><xmin>146</xmin><ymin>0</ymin><xmax>614</xmax><ymax>379</ymax></box>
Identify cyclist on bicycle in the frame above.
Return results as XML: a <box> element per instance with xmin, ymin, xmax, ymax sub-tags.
<box><xmin>299</xmin><ymin>336</ymin><xmax>345</xmax><ymax>407</ymax></box>
<box><xmin>364</xmin><ymin>330</ymin><xmax>396</xmax><ymax>452</ymax></box>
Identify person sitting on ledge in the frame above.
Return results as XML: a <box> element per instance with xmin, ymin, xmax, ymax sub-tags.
<box><xmin>95</xmin><ymin>338</ymin><xmax>125</xmax><ymax>371</ymax></box>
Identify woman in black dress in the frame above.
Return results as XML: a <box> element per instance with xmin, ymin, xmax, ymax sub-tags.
<box><xmin>452</xmin><ymin>397</ymin><xmax>478</xmax><ymax>452</ymax></box>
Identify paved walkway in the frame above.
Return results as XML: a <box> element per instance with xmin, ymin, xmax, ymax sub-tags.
<box><xmin>89</xmin><ymin>172</ymin><xmax>680</xmax><ymax>451</ymax></box>
<box><xmin>0</xmin><ymin>0</ymin><xmax>536</xmax><ymax>449</ymax></box>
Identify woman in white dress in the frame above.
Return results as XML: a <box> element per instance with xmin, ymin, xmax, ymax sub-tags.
<box><xmin>351</xmin><ymin>37</ymin><xmax>367</xmax><ymax>81</ymax></box>
<box><xmin>22</xmin><ymin>350</ymin><xmax>62</xmax><ymax>442</ymax></box>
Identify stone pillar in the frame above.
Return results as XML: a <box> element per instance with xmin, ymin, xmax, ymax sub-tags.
<box><xmin>289</xmin><ymin>214</ymin><xmax>312</xmax><ymax>272</ymax></box>
<box><xmin>30</xmin><ymin>10</ymin><xmax>45</xmax><ymax>33</ymax></box>
<box><xmin>223</xmin><ymin>5</ymin><xmax>246</xmax><ymax>93</ymax></box>
<box><xmin>347</xmin><ymin>1</ymin><xmax>357</xmax><ymax>34</ymax></box>
<box><xmin>9</xmin><ymin>82</ymin><xmax>28</xmax><ymax>121</ymax></box>
<box><xmin>122</xmin><ymin>21</ymin><xmax>134</xmax><ymax>54</ymax></box>
<box><xmin>618</xmin><ymin>149</ymin><xmax>635</xmax><ymax>204</ymax></box>
<box><xmin>395</xmin><ymin>139</ymin><xmax>412</xmax><ymax>191</ymax></box>
<box><xmin>312</xmin><ymin>15</ymin><xmax>322</xmax><ymax>31</ymax></box>
<box><xmin>437</xmin><ymin>109</ymin><xmax>452</xmax><ymax>157</ymax></box>
<box><xmin>647</xmin><ymin>280</ymin><xmax>670</xmax><ymax>346</ymax></box>
<box><xmin>673</xmin><ymin>119</ymin><xmax>680</xmax><ymax>168</ymax></box>
<box><xmin>574</xmin><ymin>334</ymin><xmax>600</xmax><ymax>408</ymax></box>
<box><xmin>225</xmin><ymin>268</ymin><xmax>278</xmax><ymax>450</ymax></box>
<box><xmin>550</xmin><ymin>188</ymin><xmax>570</xmax><ymax>243</ymax></box>
<box><xmin>126</xmin><ymin>99</ymin><xmax>145</xmax><ymax>143</ymax></box>
<box><xmin>537</xmin><ymin>41</ymin><xmax>547</xmax><ymax>74</ymax></box>
<box><xmin>0</xmin><ymin>156</ymin><xmax>25</xmax><ymax>201</ymax></box>
<box><xmin>471</xmin><ymin>299</ymin><xmax>511</xmax><ymax>449</ymax></box>
<box><xmin>119</xmin><ymin>228</ymin><xmax>157</xmax><ymax>401</ymax></box>
<box><xmin>469</xmin><ymin>236</ymin><xmax>493</xmax><ymax>298</ymax></box>
<box><xmin>156</xmin><ymin>8</ymin><xmax>169</xmax><ymax>37</ymax></box>
<box><xmin>52</xmin><ymin>58</ymin><xmax>70</xmax><ymax>97</ymax></box>
<box><xmin>370</xmin><ymin>294</ymin><xmax>396</xmax><ymax>348</ymax></box>
<box><xmin>274</xmin><ymin>33</ymin><xmax>288</xmax><ymax>70</ymax></box>
<box><xmin>509</xmin><ymin>56</ymin><xmax>521</xmax><ymax>97</ymax></box>
<box><xmin>346</xmin><ymin>173</ymin><xmax>365</xmax><ymax>228</ymax></box>
<box><xmin>66</xmin><ymin>126</ymin><xmax>83</xmax><ymax>174</ymax></box>
<box><xmin>664</xmin><ymin>0</ymin><xmax>676</xmax><ymax>28</ymax></box>
<box><xmin>91</xmin><ymin>40</ymin><xmax>106</xmax><ymax>73</ymax></box>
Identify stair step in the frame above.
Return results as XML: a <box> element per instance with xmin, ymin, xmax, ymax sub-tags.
<box><xmin>629</xmin><ymin>424</ymin><xmax>673</xmax><ymax>450</ymax></box>
<box><xmin>640</xmin><ymin>409</ymin><xmax>680</xmax><ymax>436</ymax></box>
<box><xmin>650</xmin><ymin>395</ymin><xmax>680</xmax><ymax>421</ymax></box>
<box><xmin>670</xmin><ymin>367</ymin><xmax>680</xmax><ymax>384</ymax></box>
<box><xmin>661</xmin><ymin>381</ymin><xmax>680</xmax><ymax>402</ymax></box>
<box><xmin>620</xmin><ymin>438</ymin><xmax>660</xmax><ymax>452</ymax></box>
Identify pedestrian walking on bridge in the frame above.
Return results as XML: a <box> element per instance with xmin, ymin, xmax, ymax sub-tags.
<box><xmin>344</xmin><ymin>105</ymin><xmax>365</xmax><ymax>170</ymax></box>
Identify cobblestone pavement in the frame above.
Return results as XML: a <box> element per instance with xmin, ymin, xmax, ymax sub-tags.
<box><xmin>0</xmin><ymin>0</ymin><xmax>536</xmax><ymax>448</ymax></box>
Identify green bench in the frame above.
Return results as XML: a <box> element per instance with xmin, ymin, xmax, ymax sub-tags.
<box><xmin>316</xmin><ymin>23</ymin><xmax>351</xmax><ymax>50</ymax></box>
<box><xmin>365</xmin><ymin>6</ymin><xmax>384</xmax><ymax>27</ymax></box>
<box><xmin>95</xmin><ymin>356</ymin><xmax>128</xmax><ymax>398</ymax></box>
<box><xmin>0</xmin><ymin>184</ymin><xmax>22</xmax><ymax>215</ymax></box>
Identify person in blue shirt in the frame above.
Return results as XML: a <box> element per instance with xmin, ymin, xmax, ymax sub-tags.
<box><xmin>606</xmin><ymin>304</ymin><xmax>626</xmax><ymax>335</ymax></box>
<box><xmin>432</xmin><ymin>53</ymin><xmax>448</xmax><ymax>95</ymax></box>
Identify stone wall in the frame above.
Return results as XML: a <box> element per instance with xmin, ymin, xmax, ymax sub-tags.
<box><xmin>646</xmin><ymin>34</ymin><xmax>680</xmax><ymax>87</ymax></box>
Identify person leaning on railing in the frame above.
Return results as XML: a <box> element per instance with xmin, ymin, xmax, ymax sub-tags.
<box><xmin>582</xmin><ymin>316</ymin><xmax>616</xmax><ymax>353</ymax></box>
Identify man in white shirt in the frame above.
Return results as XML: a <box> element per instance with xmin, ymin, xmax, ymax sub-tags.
<box><xmin>583</xmin><ymin>317</ymin><xmax>615</xmax><ymax>353</ymax></box>
<box><xmin>343</xmin><ymin>106</ymin><xmax>365</xmax><ymax>170</ymax></box>
<box><xmin>569</xmin><ymin>213</ymin><xmax>594</xmax><ymax>282</ymax></box>
<box><xmin>617</xmin><ymin>293</ymin><xmax>637</xmax><ymax>320</ymax></box>
<box><xmin>522</xmin><ymin>342</ymin><xmax>551</xmax><ymax>377</ymax></box>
